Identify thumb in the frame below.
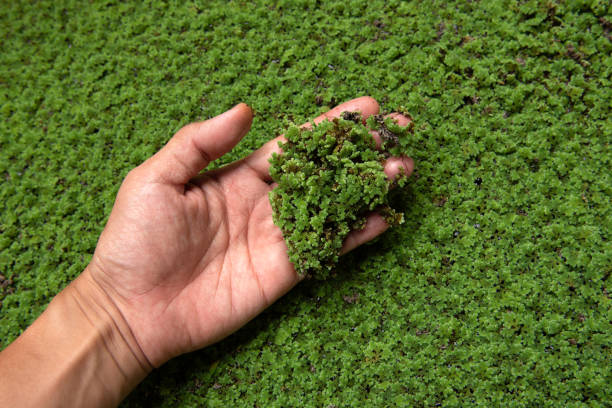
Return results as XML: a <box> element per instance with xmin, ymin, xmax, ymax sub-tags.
<box><xmin>144</xmin><ymin>103</ymin><xmax>253</xmax><ymax>185</ymax></box>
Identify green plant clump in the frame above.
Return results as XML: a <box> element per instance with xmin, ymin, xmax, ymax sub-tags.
<box><xmin>269</xmin><ymin>113</ymin><xmax>410</xmax><ymax>279</ymax></box>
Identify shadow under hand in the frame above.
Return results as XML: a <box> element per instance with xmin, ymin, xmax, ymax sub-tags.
<box><xmin>121</xmin><ymin>283</ymin><xmax>318</xmax><ymax>407</ymax></box>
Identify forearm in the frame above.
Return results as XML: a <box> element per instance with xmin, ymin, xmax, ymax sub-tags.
<box><xmin>0</xmin><ymin>269</ymin><xmax>152</xmax><ymax>408</ymax></box>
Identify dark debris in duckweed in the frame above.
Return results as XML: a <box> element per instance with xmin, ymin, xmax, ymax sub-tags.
<box><xmin>268</xmin><ymin>113</ymin><xmax>412</xmax><ymax>279</ymax></box>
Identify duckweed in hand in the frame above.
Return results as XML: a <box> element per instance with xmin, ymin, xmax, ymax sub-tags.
<box><xmin>269</xmin><ymin>113</ymin><xmax>411</xmax><ymax>279</ymax></box>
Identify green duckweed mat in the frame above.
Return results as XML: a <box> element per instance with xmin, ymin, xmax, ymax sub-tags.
<box><xmin>1</xmin><ymin>0</ymin><xmax>610</xmax><ymax>406</ymax></box>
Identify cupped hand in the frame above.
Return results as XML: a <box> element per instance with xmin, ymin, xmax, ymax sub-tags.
<box><xmin>85</xmin><ymin>97</ymin><xmax>414</xmax><ymax>367</ymax></box>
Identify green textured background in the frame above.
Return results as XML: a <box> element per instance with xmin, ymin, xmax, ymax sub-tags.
<box><xmin>1</xmin><ymin>0</ymin><xmax>611</xmax><ymax>406</ymax></box>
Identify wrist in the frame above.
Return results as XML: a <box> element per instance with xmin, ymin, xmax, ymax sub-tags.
<box><xmin>0</xmin><ymin>269</ymin><xmax>152</xmax><ymax>408</ymax></box>
<box><xmin>67</xmin><ymin>268</ymin><xmax>154</xmax><ymax>400</ymax></box>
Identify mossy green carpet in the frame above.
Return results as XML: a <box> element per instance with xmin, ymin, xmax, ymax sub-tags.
<box><xmin>1</xmin><ymin>0</ymin><xmax>610</xmax><ymax>406</ymax></box>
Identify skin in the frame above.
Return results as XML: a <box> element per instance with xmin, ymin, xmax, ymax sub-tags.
<box><xmin>0</xmin><ymin>96</ymin><xmax>413</xmax><ymax>407</ymax></box>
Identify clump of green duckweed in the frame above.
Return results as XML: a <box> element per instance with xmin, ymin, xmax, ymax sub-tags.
<box><xmin>268</xmin><ymin>112</ymin><xmax>411</xmax><ymax>279</ymax></box>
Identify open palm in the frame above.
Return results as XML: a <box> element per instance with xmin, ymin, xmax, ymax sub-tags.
<box><xmin>86</xmin><ymin>97</ymin><xmax>413</xmax><ymax>367</ymax></box>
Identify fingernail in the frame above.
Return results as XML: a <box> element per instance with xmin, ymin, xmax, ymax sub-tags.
<box><xmin>229</xmin><ymin>103</ymin><xmax>254</xmax><ymax>117</ymax></box>
<box><xmin>403</xmin><ymin>156</ymin><xmax>415</xmax><ymax>173</ymax></box>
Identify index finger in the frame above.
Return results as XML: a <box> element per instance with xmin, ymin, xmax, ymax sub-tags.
<box><xmin>242</xmin><ymin>96</ymin><xmax>380</xmax><ymax>181</ymax></box>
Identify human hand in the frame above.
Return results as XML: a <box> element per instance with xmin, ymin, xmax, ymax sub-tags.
<box><xmin>84</xmin><ymin>96</ymin><xmax>414</xmax><ymax>367</ymax></box>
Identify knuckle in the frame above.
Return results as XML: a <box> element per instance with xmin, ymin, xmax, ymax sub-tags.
<box><xmin>181</xmin><ymin>121</ymin><xmax>203</xmax><ymax>135</ymax></box>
